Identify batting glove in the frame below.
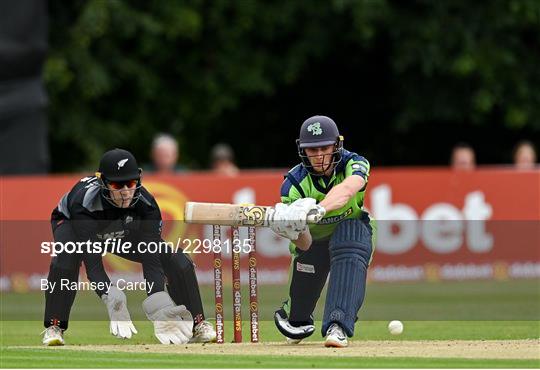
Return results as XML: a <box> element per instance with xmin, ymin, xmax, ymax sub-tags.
<box><xmin>290</xmin><ymin>198</ymin><xmax>326</xmax><ymax>224</ymax></box>
<box><xmin>267</xmin><ymin>203</ymin><xmax>303</xmax><ymax>240</ymax></box>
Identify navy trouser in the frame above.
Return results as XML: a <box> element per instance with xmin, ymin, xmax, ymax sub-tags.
<box><xmin>285</xmin><ymin>214</ymin><xmax>375</xmax><ymax>335</ymax></box>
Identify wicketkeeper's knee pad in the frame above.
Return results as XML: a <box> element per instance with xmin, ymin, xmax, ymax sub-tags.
<box><xmin>321</xmin><ymin>218</ymin><xmax>372</xmax><ymax>337</ymax></box>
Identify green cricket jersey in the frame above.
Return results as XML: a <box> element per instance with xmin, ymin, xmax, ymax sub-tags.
<box><xmin>281</xmin><ymin>149</ymin><xmax>370</xmax><ymax>241</ymax></box>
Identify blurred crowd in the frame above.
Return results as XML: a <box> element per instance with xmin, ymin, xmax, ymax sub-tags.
<box><xmin>143</xmin><ymin>133</ymin><xmax>239</xmax><ymax>177</ymax></box>
<box><xmin>141</xmin><ymin>133</ymin><xmax>539</xmax><ymax>176</ymax></box>
<box><xmin>0</xmin><ymin>125</ymin><xmax>538</xmax><ymax>175</ymax></box>
<box><xmin>450</xmin><ymin>140</ymin><xmax>537</xmax><ymax>171</ymax></box>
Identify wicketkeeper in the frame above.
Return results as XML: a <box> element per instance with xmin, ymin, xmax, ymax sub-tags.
<box><xmin>42</xmin><ymin>148</ymin><xmax>216</xmax><ymax>345</ymax></box>
<box><xmin>269</xmin><ymin>116</ymin><xmax>376</xmax><ymax>347</ymax></box>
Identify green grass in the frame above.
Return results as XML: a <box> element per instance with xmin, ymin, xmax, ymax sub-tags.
<box><xmin>2</xmin><ymin>348</ymin><xmax>539</xmax><ymax>369</ymax></box>
<box><xmin>1</xmin><ymin>320</ymin><xmax>538</xmax><ymax>368</ymax></box>
<box><xmin>1</xmin><ymin>280</ymin><xmax>539</xmax><ymax>368</ymax></box>
<box><xmin>2</xmin><ymin>280</ymin><xmax>539</xmax><ymax>321</ymax></box>
<box><xmin>2</xmin><ymin>320</ymin><xmax>539</xmax><ymax>346</ymax></box>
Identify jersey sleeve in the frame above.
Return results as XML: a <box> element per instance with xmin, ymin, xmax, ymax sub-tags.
<box><xmin>345</xmin><ymin>155</ymin><xmax>370</xmax><ymax>181</ymax></box>
<box><xmin>280</xmin><ymin>178</ymin><xmax>303</xmax><ymax>204</ymax></box>
<box><xmin>138</xmin><ymin>191</ymin><xmax>163</xmax><ymax>243</ymax></box>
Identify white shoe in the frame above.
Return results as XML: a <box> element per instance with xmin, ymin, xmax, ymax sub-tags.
<box><xmin>286</xmin><ymin>337</ymin><xmax>302</xmax><ymax>344</ymax></box>
<box><xmin>324</xmin><ymin>323</ymin><xmax>348</xmax><ymax>348</ymax></box>
<box><xmin>189</xmin><ymin>321</ymin><xmax>217</xmax><ymax>343</ymax></box>
<box><xmin>42</xmin><ymin>325</ymin><xmax>64</xmax><ymax>346</ymax></box>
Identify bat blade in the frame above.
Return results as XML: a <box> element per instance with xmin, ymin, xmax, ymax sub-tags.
<box><xmin>184</xmin><ymin>202</ymin><xmax>270</xmax><ymax>227</ymax></box>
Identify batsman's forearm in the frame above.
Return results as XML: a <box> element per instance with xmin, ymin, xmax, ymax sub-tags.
<box><xmin>320</xmin><ymin>176</ymin><xmax>365</xmax><ymax>212</ymax></box>
<box><xmin>292</xmin><ymin>228</ymin><xmax>312</xmax><ymax>251</ymax></box>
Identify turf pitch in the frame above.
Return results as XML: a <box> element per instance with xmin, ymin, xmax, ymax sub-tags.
<box><xmin>1</xmin><ymin>280</ymin><xmax>539</xmax><ymax>368</ymax></box>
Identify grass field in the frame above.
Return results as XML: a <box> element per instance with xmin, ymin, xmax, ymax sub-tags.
<box><xmin>1</xmin><ymin>280</ymin><xmax>539</xmax><ymax>368</ymax></box>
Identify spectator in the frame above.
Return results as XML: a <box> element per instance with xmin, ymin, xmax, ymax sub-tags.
<box><xmin>211</xmin><ymin>143</ymin><xmax>239</xmax><ymax>176</ymax></box>
<box><xmin>513</xmin><ymin>141</ymin><xmax>537</xmax><ymax>170</ymax></box>
<box><xmin>149</xmin><ymin>133</ymin><xmax>185</xmax><ymax>173</ymax></box>
<box><xmin>450</xmin><ymin>142</ymin><xmax>476</xmax><ymax>171</ymax></box>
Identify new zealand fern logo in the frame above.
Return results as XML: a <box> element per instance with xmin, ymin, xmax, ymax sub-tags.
<box><xmin>117</xmin><ymin>158</ymin><xmax>129</xmax><ymax>170</ymax></box>
<box><xmin>307</xmin><ymin>122</ymin><xmax>323</xmax><ymax>135</ymax></box>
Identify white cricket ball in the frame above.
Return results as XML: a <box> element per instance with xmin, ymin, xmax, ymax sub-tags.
<box><xmin>388</xmin><ymin>320</ymin><xmax>403</xmax><ymax>335</ymax></box>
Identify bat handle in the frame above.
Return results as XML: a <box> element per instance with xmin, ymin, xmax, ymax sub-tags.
<box><xmin>306</xmin><ymin>209</ymin><xmax>323</xmax><ymax>224</ymax></box>
<box><xmin>263</xmin><ymin>208</ymin><xmax>275</xmax><ymax>227</ymax></box>
<box><xmin>265</xmin><ymin>205</ymin><xmax>323</xmax><ymax>226</ymax></box>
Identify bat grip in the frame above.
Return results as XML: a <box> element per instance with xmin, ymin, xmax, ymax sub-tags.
<box><xmin>306</xmin><ymin>210</ymin><xmax>323</xmax><ymax>224</ymax></box>
<box><xmin>263</xmin><ymin>207</ymin><xmax>275</xmax><ymax>227</ymax></box>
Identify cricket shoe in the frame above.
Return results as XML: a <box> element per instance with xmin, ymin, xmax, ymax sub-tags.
<box><xmin>285</xmin><ymin>337</ymin><xmax>302</xmax><ymax>345</ymax></box>
<box><xmin>189</xmin><ymin>321</ymin><xmax>217</xmax><ymax>343</ymax></box>
<box><xmin>324</xmin><ymin>323</ymin><xmax>348</xmax><ymax>348</ymax></box>
<box><xmin>42</xmin><ymin>325</ymin><xmax>65</xmax><ymax>346</ymax></box>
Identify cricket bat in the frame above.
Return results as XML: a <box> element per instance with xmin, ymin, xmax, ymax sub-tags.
<box><xmin>184</xmin><ymin>202</ymin><xmax>322</xmax><ymax>227</ymax></box>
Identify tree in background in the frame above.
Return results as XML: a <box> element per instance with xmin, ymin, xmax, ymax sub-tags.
<box><xmin>45</xmin><ymin>0</ymin><xmax>540</xmax><ymax>171</ymax></box>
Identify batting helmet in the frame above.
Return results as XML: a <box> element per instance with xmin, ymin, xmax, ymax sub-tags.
<box><xmin>296</xmin><ymin>115</ymin><xmax>344</xmax><ymax>175</ymax></box>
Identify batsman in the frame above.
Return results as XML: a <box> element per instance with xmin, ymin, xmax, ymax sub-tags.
<box><xmin>269</xmin><ymin>115</ymin><xmax>375</xmax><ymax>348</ymax></box>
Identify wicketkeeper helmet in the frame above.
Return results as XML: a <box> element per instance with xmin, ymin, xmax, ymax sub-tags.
<box><xmin>95</xmin><ymin>148</ymin><xmax>142</xmax><ymax>207</ymax></box>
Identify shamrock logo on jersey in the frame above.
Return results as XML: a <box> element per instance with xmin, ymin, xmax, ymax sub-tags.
<box><xmin>307</xmin><ymin>122</ymin><xmax>323</xmax><ymax>135</ymax></box>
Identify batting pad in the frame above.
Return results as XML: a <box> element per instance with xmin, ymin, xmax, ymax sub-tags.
<box><xmin>274</xmin><ymin>308</ymin><xmax>315</xmax><ymax>340</ymax></box>
<box><xmin>321</xmin><ymin>218</ymin><xmax>372</xmax><ymax>337</ymax></box>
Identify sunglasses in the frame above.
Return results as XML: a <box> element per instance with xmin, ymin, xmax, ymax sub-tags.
<box><xmin>107</xmin><ymin>179</ymin><xmax>138</xmax><ymax>190</ymax></box>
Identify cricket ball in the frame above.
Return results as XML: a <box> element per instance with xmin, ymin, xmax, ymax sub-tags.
<box><xmin>388</xmin><ymin>320</ymin><xmax>403</xmax><ymax>335</ymax></box>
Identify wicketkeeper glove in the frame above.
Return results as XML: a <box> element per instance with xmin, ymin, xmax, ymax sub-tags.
<box><xmin>142</xmin><ymin>291</ymin><xmax>193</xmax><ymax>344</ymax></box>
<box><xmin>102</xmin><ymin>285</ymin><xmax>138</xmax><ymax>339</ymax></box>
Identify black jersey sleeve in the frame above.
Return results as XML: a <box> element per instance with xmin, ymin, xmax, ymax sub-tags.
<box><xmin>53</xmin><ymin>177</ymin><xmax>103</xmax><ymax>241</ymax></box>
<box><xmin>137</xmin><ymin>187</ymin><xmax>164</xmax><ymax>244</ymax></box>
